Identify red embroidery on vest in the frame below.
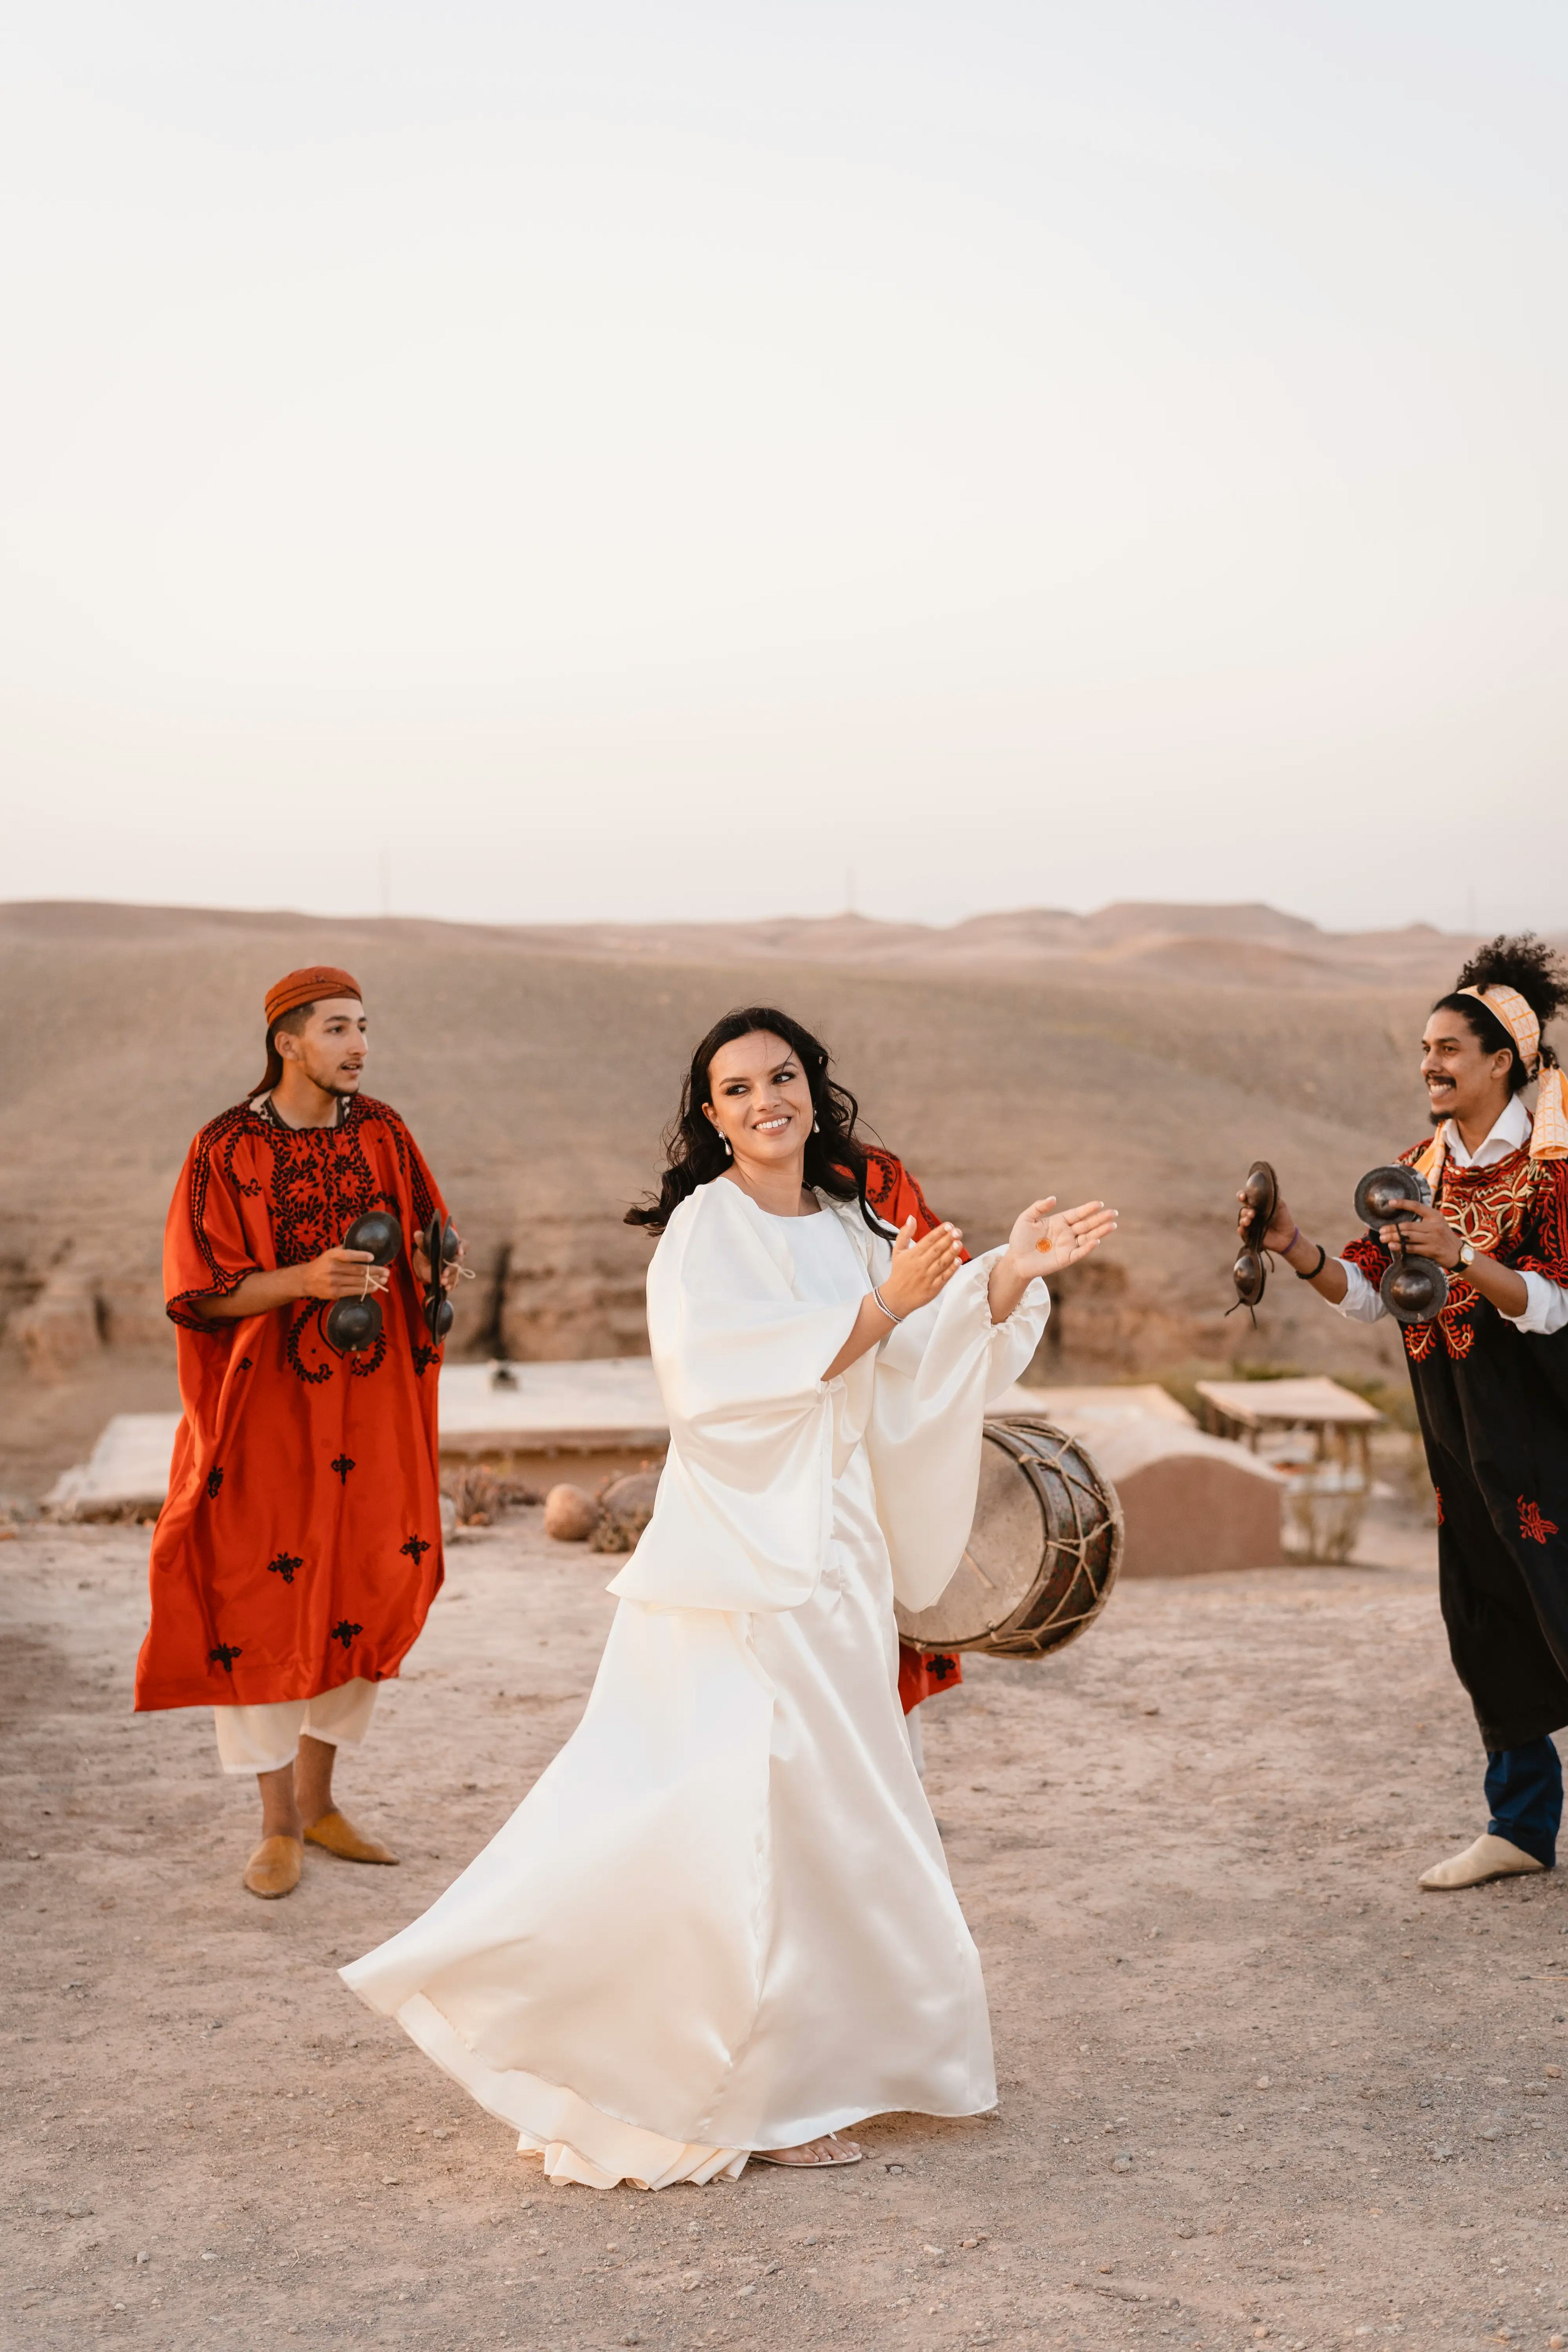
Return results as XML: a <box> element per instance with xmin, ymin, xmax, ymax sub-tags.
<box><xmin>1519</xmin><ymin>1498</ymin><xmax>1559</xmax><ymax>1545</ymax></box>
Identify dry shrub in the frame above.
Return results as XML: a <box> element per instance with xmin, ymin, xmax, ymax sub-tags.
<box><xmin>440</xmin><ymin>1466</ymin><xmax>542</xmax><ymax>1527</ymax></box>
<box><xmin>589</xmin><ymin>1470</ymin><xmax>662</xmax><ymax>1554</ymax></box>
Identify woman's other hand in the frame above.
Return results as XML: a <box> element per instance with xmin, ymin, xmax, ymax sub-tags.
<box><xmin>879</xmin><ymin>1215</ymin><xmax>965</xmax><ymax>1317</ymax></box>
<box><xmin>1011</xmin><ymin>1197</ymin><xmax>1119</xmax><ymax>1280</ymax></box>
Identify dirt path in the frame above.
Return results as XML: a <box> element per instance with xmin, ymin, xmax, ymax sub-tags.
<box><xmin>5</xmin><ymin>1512</ymin><xmax>1568</xmax><ymax>2352</ymax></box>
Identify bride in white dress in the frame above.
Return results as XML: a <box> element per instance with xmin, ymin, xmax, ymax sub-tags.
<box><xmin>342</xmin><ymin>1007</ymin><xmax>1116</xmax><ymax>2188</ymax></box>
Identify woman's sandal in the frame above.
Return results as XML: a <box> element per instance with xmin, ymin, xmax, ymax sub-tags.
<box><xmin>751</xmin><ymin>2134</ymin><xmax>864</xmax><ymax>2168</ymax></box>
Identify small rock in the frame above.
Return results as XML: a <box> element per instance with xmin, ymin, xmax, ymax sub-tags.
<box><xmin>1111</xmin><ymin>2155</ymin><xmax>1133</xmax><ymax>2172</ymax></box>
<box><xmin>884</xmin><ymin>2162</ymin><xmax>906</xmax><ymax>2175</ymax></box>
<box><xmin>543</xmin><ymin>1484</ymin><xmax>597</xmax><ymax>1542</ymax></box>
<box><xmin>27</xmin><ymin>1849</ymin><xmax>40</xmax><ymax>1861</ymax></box>
<box><xmin>1256</xmin><ymin>2076</ymin><xmax>1271</xmax><ymax>2089</ymax></box>
<box><xmin>135</xmin><ymin>2252</ymin><xmax>149</xmax><ymax>2265</ymax></box>
<box><xmin>1546</xmin><ymin>2065</ymin><xmax>1562</xmax><ymax>2080</ymax></box>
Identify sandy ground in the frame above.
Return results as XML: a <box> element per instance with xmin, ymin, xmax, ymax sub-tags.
<box><xmin>6</xmin><ymin>1508</ymin><xmax>1568</xmax><ymax>2352</ymax></box>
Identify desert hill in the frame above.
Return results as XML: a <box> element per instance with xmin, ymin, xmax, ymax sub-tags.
<box><xmin>0</xmin><ymin>896</ymin><xmax>1530</xmax><ymax>1496</ymax></box>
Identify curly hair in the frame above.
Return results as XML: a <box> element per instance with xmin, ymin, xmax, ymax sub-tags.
<box><xmin>624</xmin><ymin>1006</ymin><xmax>892</xmax><ymax>1237</ymax></box>
<box><xmin>1435</xmin><ymin>932</ymin><xmax>1568</xmax><ymax>1091</ymax></box>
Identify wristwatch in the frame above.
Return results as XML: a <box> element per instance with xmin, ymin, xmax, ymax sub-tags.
<box><xmin>1455</xmin><ymin>1239</ymin><xmax>1476</xmax><ymax>1271</ymax></box>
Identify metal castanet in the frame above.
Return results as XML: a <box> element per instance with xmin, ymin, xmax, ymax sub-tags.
<box><xmin>894</xmin><ymin>1418</ymin><xmax>1123</xmax><ymax>1662</ymax></box>
<box><xmin>422</xmin><ymin>1212</ymin><xmax>459</xmax><ymax>1340</ymax></box>
<box><xmin>1352</xmin><ymin>1163</ymin><xmax>1448</xmax><ymax>1326</ymax></box>
<box><xmin>1230</xmin><ymin>1158</ymin><xmax>1278</xmax><ymax>1319</ymax></box>
<box><xmin>324</xmin><ymin>1210</ymin><xmax>403</xmax><ymax>1354</ymax></box>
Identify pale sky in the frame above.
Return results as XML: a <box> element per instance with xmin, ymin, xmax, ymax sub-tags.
<box><xmin>2</xmin><ymin>2</ymin><xmax>1564</xmax><ymax>934</ymax></box>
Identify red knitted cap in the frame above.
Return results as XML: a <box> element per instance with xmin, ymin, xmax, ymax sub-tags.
<box><xmin>264</xmin><ymin>966</ymin><xmax>363</xmax><ymax>1026</ymax></box>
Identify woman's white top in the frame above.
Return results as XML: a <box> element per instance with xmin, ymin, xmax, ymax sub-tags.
<box><xmin>610</xmin><ymin>1177</ymin><xmax>1049</xmax><ymax>1616</ymax></box>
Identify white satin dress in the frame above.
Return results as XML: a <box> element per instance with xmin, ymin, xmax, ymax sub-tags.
<box><xmin>342</xmin><ymin>1178</ymin><xmax>1049</xmax><ymax>2189</ymax></box>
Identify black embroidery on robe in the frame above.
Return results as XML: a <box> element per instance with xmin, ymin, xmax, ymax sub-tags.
<box><xmin>208</xmin><ymin>1644</ymin><xmax>242</xmax><ymax>1672</ymax></box>
<box><xmin>412</xmin><ymin>1343</ymin><xmax>440</xmax><ymax>1376</ymax></box>
<box><xmin>169</xmin><ymin>1090</ymin><xmax>432</xmax><ymax>1363</ymax></box>
<box><xmin>237</xmin><ymin>1356</ymin><xmax>253</xmax><ymax>1371</ymax></box>
<box><xmin>400</xmin><ymin>1535</ymin><xmax>431</xmax><ymax>1564</ymax></box>
<box><xmin>330</xmin><ymin>1619</ymin><xmax>363</xmax><ymax>1649</ymax></box>
<box><xmin>331</xmin><ymin>1455</ymin><xmax>356</xmax><ymax>1485</ymax></box>
<box><xmin>285</xmin><ymin>1303</ymin><xmax>336</xmax><ymax>1387</ymax></box>
<box><xmin>206</xmin><ymin>1468</ymin><xmax>224</xmax><ymax>1499</ymax></box>
<box><xmin>268</xmin><ymin>1552</ymin><xmax>303</xmax><ymax>1585</ymax></box>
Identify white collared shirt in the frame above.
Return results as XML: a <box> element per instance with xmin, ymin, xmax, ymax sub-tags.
<box><xmin>1335</xmin><ymin>1094</ymin><xmax>1568</xmax><ymax>1334</ymax></box>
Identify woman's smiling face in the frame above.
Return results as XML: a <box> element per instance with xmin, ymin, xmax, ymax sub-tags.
<box><xmin>703</xmin><ymin>1030</ymin><xmax>815</xmax><ymax>1171</ymax></box>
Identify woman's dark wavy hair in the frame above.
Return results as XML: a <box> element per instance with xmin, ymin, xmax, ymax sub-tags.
<box><xmin>625</xmin><ymin>1006</ymin><xmax>893</xmax><ymax>1237</ymax></box>
<box><xmin>1435</xmin><ymin>932</ymin><xmax>1568</xmax><ymax>1093</ymax></box>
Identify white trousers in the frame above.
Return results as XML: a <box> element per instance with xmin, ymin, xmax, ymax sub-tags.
<box><xmin>213</xmin><ymin>1678</ymin><xmax>378</xmax><ymax>1777</ymax></box>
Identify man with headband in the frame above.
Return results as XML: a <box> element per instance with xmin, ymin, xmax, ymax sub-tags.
<box><xmin>135</xmin><ymin>967</ymin><xmax>458</xmax><ymax>1899</ymax></box>
<box><xmin>1247</xmin><ymin>935</ymin><xmax>1568</xmax><ymax>1890</ymax></box>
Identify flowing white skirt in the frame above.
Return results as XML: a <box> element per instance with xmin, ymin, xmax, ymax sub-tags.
<box><xmin>341</xmin><ymin>1447</ymin><xmax>994</xmax><ymax>2189</ymax></box>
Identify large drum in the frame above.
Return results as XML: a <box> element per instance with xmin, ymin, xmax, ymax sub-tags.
<box><xmin>894</xmin><ymin>1417</ymin><xmax>1123</xmax><ymax>1661</ymax></box>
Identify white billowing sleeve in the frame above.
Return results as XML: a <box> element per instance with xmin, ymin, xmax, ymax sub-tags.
<box><xmin>607</xmin><ymin>1186</ymin><xmax>865</xmax><ymax>1615</ymax></box>
<box><xmin>866</xmin><ymin>1247</ymin><xmax>1051</xmax><ymax>1614</ymax></box>
<box><xmin>1331</xmin><ymin>1258</ymin><xmax>1387</xmax><ymax>1323</ymax></box>
<box><xmin>1501</xmin><ymin>1272</ymin><xmax>1568</xmax><ymax>1336</ymax></box>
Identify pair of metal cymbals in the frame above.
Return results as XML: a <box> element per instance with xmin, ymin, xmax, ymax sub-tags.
<box><xmin>324</xmin><ymin>1211</ymin><xmax>403</xmax><ymax>1354</ymax></box>
<box><xmin>1229</xmin><ymin>1160</ymin><xmax>1277</xmax><ymax>1318</ymax></box>
<box><xmin>1354</xmin><ymin>1164</ymin><xmax>1448</xmax><ymax>1325</ymax></box>
<box><xmin>423</xmin><ymin>1213</ymin><xmax>459</xmax><ymax>1340</ymax></box>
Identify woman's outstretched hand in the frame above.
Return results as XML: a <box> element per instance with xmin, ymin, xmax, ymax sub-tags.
<box><xmin>878</xmin><ymin>1215</ymin><xmax>966</xmax><ymax>1318</ymax></box>
<box><xmin>984</xmin><ymin>1196</ymin><xmax>1118</xmax><ymax>1326</ymax></box>
<box><xmin>1008</xmin><ymin>1196</ymin><xmax>1119</xmax><ymax>1279</ymax></box>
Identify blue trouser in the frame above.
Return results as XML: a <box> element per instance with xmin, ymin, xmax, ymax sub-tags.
<box><xmin>1485</xmin><ymin>1738</ymin><xmax>1563</xmax><ymax>1868</ymax></box>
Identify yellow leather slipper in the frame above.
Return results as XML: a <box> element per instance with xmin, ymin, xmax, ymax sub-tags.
<box><xmin>303</xmin><ymin>1809</ymin><xmax>399</xmax><ymax>1865</ymax></box>
<box><xmin>243</xmin><ymin>1835</ymin><xmax>303</xmax><ymax>1898</ymax></box>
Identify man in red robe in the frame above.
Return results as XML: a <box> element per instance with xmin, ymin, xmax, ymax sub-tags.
<box><xmin>136</xmin><ymin>966</ymin><xmax>456</xmax><ymax>1899</ymax></box>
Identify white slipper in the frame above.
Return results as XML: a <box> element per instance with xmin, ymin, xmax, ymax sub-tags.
<box><xmin>1418</xmin><ymin>1832</ymin><xmax>1546</xmax><ymax>1890</ymax></box>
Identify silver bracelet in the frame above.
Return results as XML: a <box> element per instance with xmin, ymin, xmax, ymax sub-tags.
<box><xmin>871</xmin><ymin>1283</ymin><xmax>903</xmax><ymax>1324</ymax></box>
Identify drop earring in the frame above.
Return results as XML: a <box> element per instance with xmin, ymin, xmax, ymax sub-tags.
<box><xmin>813</xmin><ymin>1115</ymin><xmax>820</xmax><ymax>1133</ymax></box>
<box><xmin>723</xmin><ymin>1134</ymin><xmax>732</xmax><ymax>1156</ymax></box>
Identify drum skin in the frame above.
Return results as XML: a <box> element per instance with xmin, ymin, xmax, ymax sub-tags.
<box><xmin>894</xmin><ymin>1417</ymin><xmax>1123</xmax><ymax>1661</ymax></box>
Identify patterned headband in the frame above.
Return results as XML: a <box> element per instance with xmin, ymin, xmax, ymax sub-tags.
<box><xmin>1459</xmin><ymin>983</ymin><xmax>1540</xmax><ymax>1070</ymax></box>
<box><xmin>1455</xmin><ymin>984</ymin><xmax>1567</xmax><ymax>1160</ymax></box>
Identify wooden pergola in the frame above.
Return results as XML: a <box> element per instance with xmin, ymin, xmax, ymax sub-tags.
<box><xmin>1194</xmin><ymin>1376</ymin><xmax>1385</xmax><ymax>1564</ymax></box>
